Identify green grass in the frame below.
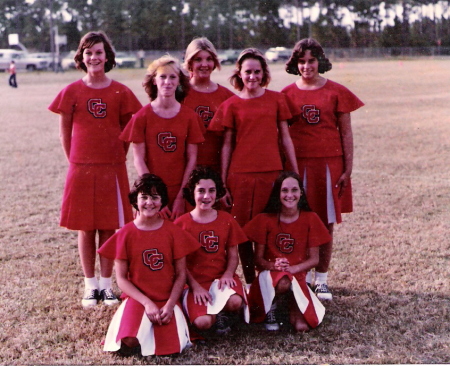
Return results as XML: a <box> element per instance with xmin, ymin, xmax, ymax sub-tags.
<box><xmin>0</xmin><ymin>59</ymin><xmax>449</xmax><ymax>364</ymax></box>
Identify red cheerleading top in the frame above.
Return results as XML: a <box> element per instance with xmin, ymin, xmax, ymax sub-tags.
<box><xmin>281</xmin><ymin>80</ymin><xmax>364</xmax><ymax>158</ymax></box>
<box><xmin>174</xmin><ymin>211</ymin><xmax>248</xmax><ymax>285</ymax></box>
<box><xmin>208</xmin><ymin>89</ymin><xmax>294</xmax><ymax>173</ymax></box>
<box><xmin>244</xmin><ymin>211</ymin><xmax>331</xmax><ymax>266</ymax></box>
<box><xmin>98</xmin><ymin>220</ymin><xmax>200</xmax><ymax>302</ymax></box>
<box><xmin>183</xmin><ymin>85</ymin><xmax>235</xmax><ymax>167</ymax></box>
<box><xmin>120</xmin><ymin>104</ymin><xmax>205</xmax><ymax>187</ymax></box>
<box><xmin>49</xmin><ymin>79</ymin><xmax>142</xmax><ymax>164</ymax></box>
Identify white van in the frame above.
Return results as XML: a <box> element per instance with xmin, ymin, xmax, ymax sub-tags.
<box><xmin>0</xmin><ymin>49</ymin><xmax>50</xmax><ymax>71</ymax></box>
<box><xmin>0</xmin><ymin>49</ymin><xmax>23</xmax><ymax>71</ymax></box>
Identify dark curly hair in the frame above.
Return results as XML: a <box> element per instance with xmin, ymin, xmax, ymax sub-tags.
<box><xmin>74</xmin><ymin>31</ymin><xmax>116</xmax><ymax>73</ymax></box>
<box><xmin>285</xmin><ymin>38</ymin><xmax>332</xmax><ymax>76</ymax></box>
<box><xmin>142</xmin><ymin>55</ymin><xmax>191</xmax><ymax>102</ymax></box>
<box><xmin>182</xmin><ymin>166</ymin><xmax>226</xmax><ymax>207</ymax></box>
<box><xmin>229</xmin><ymin>48</ymin><xmax>271</xmax><ymax>91</ymax></box>
<box><xmin>263</xmin><ymin>171</ymin><xmax>311</xmax><ymax>214</ymax></box>
<box><xmin>128</xmin><ymin>174</ymin><xmax>169</xmax><ymax>211</ymax></box>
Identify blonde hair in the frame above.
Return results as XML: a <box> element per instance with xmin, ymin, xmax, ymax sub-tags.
<box><xmin>143</xmin><ymin>55</ymin><xmax>190</xmax><ymax>101</ymax></box>
<box><xmin>183</xmin><ymin>37</ymin><xmax>221</xmax><ymax>72</ymax></box>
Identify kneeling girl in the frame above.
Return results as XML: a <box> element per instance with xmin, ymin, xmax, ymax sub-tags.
<box><xmin>244</xmin><ymin>172</ymin><xmax>331</xmax><ymax>332</ymax></box>
<box><xmin>98</xmin><ymin>174</ymin><xmax>200</xmax><ymax>356</ymax></box>
<box><xmin>174</xmin><ymin>167</ymin><xmax>249</xmax><ymax>337</ymax></box>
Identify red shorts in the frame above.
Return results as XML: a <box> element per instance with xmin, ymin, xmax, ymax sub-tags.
<box><xmin>292</xmin><ymin>156</ymin><xmax>353</xmax><ymax>224</ymax></box>
<box><xmin>60</xmin><ymin>163</ymin><xmax>133</xmax><ymax>231</ymax></box>
<box><xmin>227</xmin><ymin>171</ymin><xmax>280</xmax><ymax>227</ymax></box>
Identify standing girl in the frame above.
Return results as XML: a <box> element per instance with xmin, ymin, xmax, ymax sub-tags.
<box><xmin>183</xmin><ymin>37</ymin><xmax>235</xmax><ymax>172</ymax></box>
<box><xmin>244</xmin><ymin>172</ymin><xmax>331</xmax><ymax>332</ymax></box>
<box><xmin>49</xmin><ymin>31</ymin><xmax>142</xmax><ymax>307</ymax></box>
<box><xmin>98</xmin><ymin>174</ymin><xmax>200</xmax><ymax>356</ymax></box>
<box><xmin>282</xmin><ymin>38</ymin><xmax>364</xmax><ymax>300</ymax></box>
<box><xmin>209</xmin><ymin>48</ymin><xmax>299</xmax><ymax>284</ymax></box>
<box><xmin>174</xmin><ymin>167</ymin><xmax>249</xmax><ymax>337</ymax></box>
<box><xmin>120</xmin><ymin>55</ymin><xmax>205</xmax><ymax>220</ymax></box>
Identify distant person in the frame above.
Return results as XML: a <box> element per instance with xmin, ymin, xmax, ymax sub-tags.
<box><xmin>99</xmin><ymin>174</ymin><xmax>200</xmax><ymax>356</ymax></box>
<box><xmin>174</xmin><ymin>167</ymin><xmax>249</xmax><ymax>339</ymax></box>
<box><xmin>282</xmin><ymin>38</ymin><xmax>364</xmax><ymax>300</ymax></box>
<box><xmin>9</xmin><ymin>60</ymin><xmax>17</xmax><ymax>88</ymax></box>
<box><xmin>120</xmin><ymin>55</ymin><xmax>205</xmax><ymax>221</ymax></box>
<box><xmin>138</xmin><ymin>49</ymin><xmax>145</xmax><ymax>68</ymax></box>
<box><xmin>48</xmin><ymin>31</ymin><xmax>142</xmax><ymax>307</ymax></box>
<box><xmin>244</xmin><ymin>171</ymin><xmax>331</xmax><ymax>332</ymax></box>
<box><xmin>182</xmin><ymin>37</ymin><xmax>235</xmax><ymax>173</ymax></box>
<box><xmin>208</xmin><ymin>48</ymin><xmax>299</xmax><ymax>285</ymax></box>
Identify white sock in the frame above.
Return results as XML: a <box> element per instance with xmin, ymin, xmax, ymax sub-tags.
<box><xmin>315</xmin><ymin>271</ymin><xmax>328</xmax><ymax>285</ymax></box>
<box><xmin>306</xmin><ymin>271</ymin><xmax>314</xmax><ymax>284</ymax></box>
<box><xmin>99</xmin><ymin>276</ymin><xmax>112</xmax><ymax>291</ymax></box>
<box><xmin>84</xmin><ymin>277</ymin><xmax>99</xmax><ymax>290</ymax></box>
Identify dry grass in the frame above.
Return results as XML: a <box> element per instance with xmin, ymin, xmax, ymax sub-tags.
<box><xmin>0</xmin><ymin>58</ymin><xmax>449</xmax><ymax>365</ymax></box>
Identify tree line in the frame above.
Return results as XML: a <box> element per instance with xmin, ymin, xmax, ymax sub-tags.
<box><xmin>1</xmin><ymin>0</ymin><xmax>449</xmax><ymax>52</ymax></box>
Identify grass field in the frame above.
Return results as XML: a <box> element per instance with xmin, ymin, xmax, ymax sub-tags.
<box><xmin>0</xmin><ymin>58</ymin><xmax>449</xmax><ymax>365</ymax></box>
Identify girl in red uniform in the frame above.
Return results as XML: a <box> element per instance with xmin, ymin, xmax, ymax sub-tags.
<box><xmin>209</xmin><ymin>48</ymin><xmax>299</xmax><ymax>284</ymax></box>
<box><xmin>244</xmin><ymin>172</ymin><xmax>331</xmax><ymax>332</ymax></box>
<box><xmin>174</xmin><ymin>167</ymin><xmax>249</xmax><ymax>338</ymax></box>
<box><xmin>282</xmin><ymin>39</ymin><xmax>364</xmax><ymax>300</ymax></box>
<box><xmin>98</xmin><ymin>174</ymin><xmax>200</xmax><ymax>356</ymax></box>
<box><xmin>183</xmin><ymin>37</ymin><xmax>235</xmax><ymax>172</ymax></box>
<box><xmin>49</xmin><ymin>31</ymin><xmax>142</xmax><ymax>307</ymax></box>
<box><xmin>121</xmin><ymin>55</ymin><xmax>205</xmax><ymax>220</ymax></box>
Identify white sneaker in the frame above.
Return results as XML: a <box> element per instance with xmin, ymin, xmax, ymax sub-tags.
<box><xmin>100</xmin><ymin>288</ymin><xmax>119</xmax><ymax>306</ymax></box>
<box><xmin>82</xmin><ymin>288</ymin><xmax>99</xmax><ymax>307</ymax></box>
<box><xmin>264</xmin><ymin>303</ymin><xmax>279</xmax><ymax>331</ymax></box>
<box><xmin>314</xmin><ymin>283</ymin><xmax>333</xmax><ymax>301</ymax></box>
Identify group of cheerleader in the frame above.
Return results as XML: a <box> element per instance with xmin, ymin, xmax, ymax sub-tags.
<box><xmin>49</xmin><ymin>31</ymin><xmax>363</xmax><ymax>356</ymax></box>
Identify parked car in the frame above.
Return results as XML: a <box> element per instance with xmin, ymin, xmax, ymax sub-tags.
<box><xmin>0</xmin><ymin>49</ymin><xmax>50</xmax><ymax>71</ymax></box>
<box><xmin>0</xmin><ymin>49</ymin><xmax>24</xmax><ymax>71</ymax></box>
<box><xmin>218</xmin><ymin>49</ymin><xmax>240</xmax><ymax>64</ymax></box>
<box><xmin>264</xmin><ymin>47</ymin><xmax>291</xmax><ymax>62</ymax></box>
<box><xmin>115</xmin><ymin>52</ymin><xmax>137</xmax><ymax>68</ymax></box>
<box><xmin>28</xmin><ymin>53</ymin><xmax>55</xmax><ymax>69</ymax></box>
<box><xmin>61</xmin><ymin>51</ymin><xmax>76</xmax><ymax>70</ymax></box>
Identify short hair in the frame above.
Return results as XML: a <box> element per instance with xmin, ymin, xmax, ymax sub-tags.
<box><xmin>183</xmin><ymin>37</ymin><xmax>221</xmax><ymax>72</ymax></box>
<box><xmin>143</xmin><ymin>55</ymin><xmax>191</xmax><ymax>102</ymax></box>
<box><xmin>285</xmin><ymin>38</ymin><xmax>332</xmax><ymax>76</ymax></box>
<box><xmin>182</xmin><ymin>166</ymin><xmax>226</xmax><ymax>207</ymax></box>
<box><xmin>229</xmin><ymin>48</ymin><xmax>271</xmax><ymax>91</ymax></box>
<box><xmin>263</xmin><ymin>171</ymin><xmax>311</xmax><ymax>214</ymax></box>
<box><xmin>74</xmin><ymin>31</ymin><xmax>116</xmax><ymax>73</ymax></box>
<box><xmin>128</xmin><ymin>174</ymin><xmax>169</xmax><ymax>211</ymax></box>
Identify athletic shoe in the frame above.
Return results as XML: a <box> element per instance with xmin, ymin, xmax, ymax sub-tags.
<box><xmin>100</xmin><ymin>288</ymin><xmax>119</xmax><ymax>306</ymax></box>
<box><xmin>215</xmin><ymin>312</ymin><xmax>231</xmax><ymax>335</ymax></box>
<box><xmin>314</xmin><ymin>283</ymin><xmax>333</xmax><ymax>301</ymax></box>
<box><xmin>264</xmin><ymin>303</ymin><xmax>279</xmax><ymax>331</ymax></box>
<box><xmin>82</xmin><ymin>288</ymin><xmax>99</xmax><ymax>307</ymax></box>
